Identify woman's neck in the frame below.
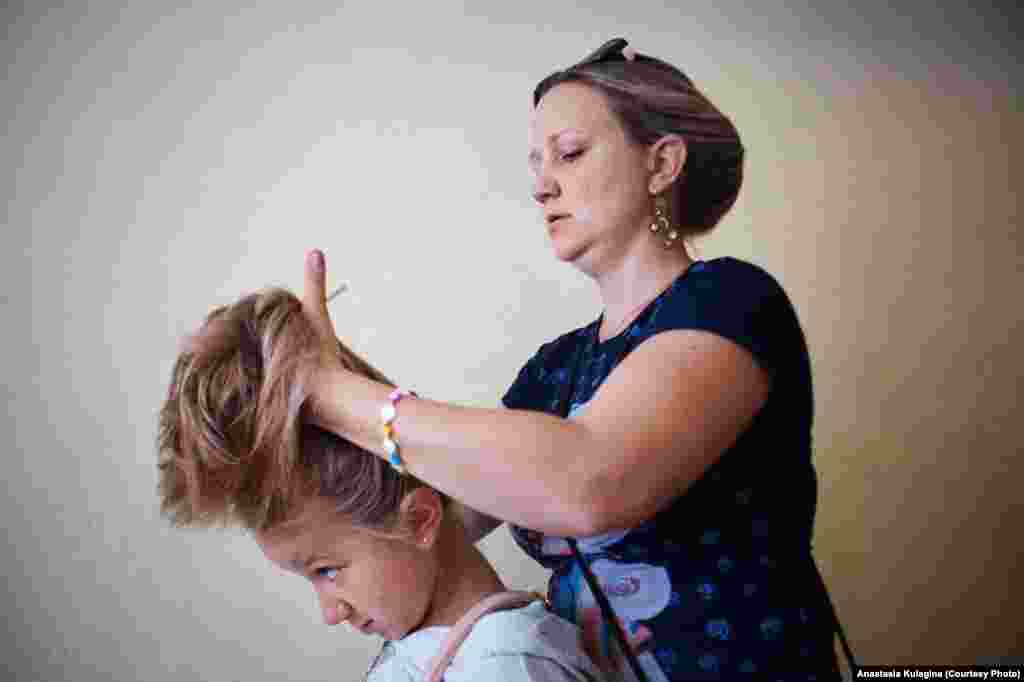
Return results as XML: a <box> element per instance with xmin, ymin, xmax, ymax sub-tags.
<box><xmin>594</xmin><ymin>241</ymin><xmax>693</xmax><ymax>342</ymax></box>
<box><xmin>417</xmin><ymin>521</ymin><xmax>505</xmax><ymax>631</ymax></box>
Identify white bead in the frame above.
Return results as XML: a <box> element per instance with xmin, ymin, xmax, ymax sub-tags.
<box><xmin>381</xmin><ymin>404</ymin><xmax>397</xmax><ymax>422</ymax></box>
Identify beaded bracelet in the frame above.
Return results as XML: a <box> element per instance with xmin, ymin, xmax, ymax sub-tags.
<box><xmin>381</xmin><ymin>388</ymin><xmax>416</xmax><ymax>474</ymax></box>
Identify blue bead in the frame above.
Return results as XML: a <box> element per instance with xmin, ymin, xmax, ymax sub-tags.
<box><xmin>389</xmin><ymin>450</ymin><xmax>404</xmax><ymax>471</ymax></box>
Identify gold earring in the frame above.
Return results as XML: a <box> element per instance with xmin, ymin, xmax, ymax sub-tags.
<box><xmin>650</xmin><ymin>194</ymin><xmax>680</xmax><ymax>249</ymax></box>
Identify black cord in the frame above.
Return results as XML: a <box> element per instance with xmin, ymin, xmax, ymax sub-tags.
<box><xmin>810</xmin><ymin>555</ymin><xmax>858</xmax><ymax>671</ymax></box>
<box><xmin>559</xmin><ymin>332</ymin><xmax>649</xmax><ymax>681</ymax></box>
<box><xmin>567</xmin><ymin>537</ymin><xmax>651</xmax><ymax>682</ymax></box>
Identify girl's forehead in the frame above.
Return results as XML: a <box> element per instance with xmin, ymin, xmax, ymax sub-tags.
<box><xmin>258</xmin><ymin>520</ymin><xmax>359</xmax><ymax>573</ymax></box>
<box><xmin>258</xmin><ymin>499</ymin><xmax>353</xmax><ymax>550</ymax></box>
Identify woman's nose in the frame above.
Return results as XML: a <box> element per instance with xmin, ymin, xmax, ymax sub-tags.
<box><xmin>532</xmin><ymin>172</ymin><xmax>559</xmax><ymax>206</ymax></box>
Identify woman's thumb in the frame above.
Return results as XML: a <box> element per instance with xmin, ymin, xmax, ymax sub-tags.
<box><xmin>302</xmin><ymin>250</ymin><xmax>333</xmax><ymax>337</ymax></box>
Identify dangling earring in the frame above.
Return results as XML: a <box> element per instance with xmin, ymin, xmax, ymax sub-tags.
<box><xmin>649</xmin><ymin>194</ymin><xmax>680</xmax><ymax>249</ymax></box>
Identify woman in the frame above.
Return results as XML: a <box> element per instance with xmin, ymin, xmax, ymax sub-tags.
<box><xmin>299</xmin><ymin>39</ymin><xmax>842</xmax><ymax>679</ymax></box>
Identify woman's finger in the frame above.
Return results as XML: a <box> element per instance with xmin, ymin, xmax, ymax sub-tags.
<box><xmin>579</xmin><ymin>607</ymin><xmax>612</xmax><ymax>672</ymax></box>
<box><xmin>302</xmin><ymin>249</ymin><xmax>335</xmax><ymax>339</ymax></box>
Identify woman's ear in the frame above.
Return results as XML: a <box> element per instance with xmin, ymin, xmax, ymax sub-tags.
<box><xmin>398</xmin><ymin>487</ymin><xmax>445</xmax><ymax>549</ymax></box>
<box><xmin>647</xmin><ymin>134</ymin><xmax>687</xmax><ymax>196</ymax></box>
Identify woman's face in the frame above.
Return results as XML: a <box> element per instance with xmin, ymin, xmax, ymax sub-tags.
<box><xmin>529</xmin><ymin>82</ymin><xmax>654</xmax><ymax>273</ymax></box>
<box><xmin>256</xmin><ymin>495</ymin><xmax>437</xmax><ymax>641</ymax></box>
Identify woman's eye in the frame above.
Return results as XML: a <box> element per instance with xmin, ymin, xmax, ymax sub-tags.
<box><xmin>561</xmin><ymin>149</ymin><xmax>584</xmax><ymax>162</ymax></box>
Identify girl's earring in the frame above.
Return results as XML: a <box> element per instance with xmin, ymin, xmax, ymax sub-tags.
<box><xmin>650</xmin><ymin>194</ymin><xmax>680</xmax><ymax>249</ymax></box>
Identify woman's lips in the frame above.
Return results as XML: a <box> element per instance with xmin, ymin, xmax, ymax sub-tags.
<box><xmin>547</xmin><ymin>216</ymin><xmax>571</xmax><ymax>234</ymax></box>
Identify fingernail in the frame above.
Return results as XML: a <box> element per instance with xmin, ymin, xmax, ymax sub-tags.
<box><xmin>308</xmin><ymin>250</ymin><xmax>324</xmax><ymax>273</ymax></box>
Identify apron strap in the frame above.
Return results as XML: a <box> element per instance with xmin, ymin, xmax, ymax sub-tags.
<box><xmin>425</xmin><ymin>590</ymin><xmax>545</xmax><ymax>682</ymax></box>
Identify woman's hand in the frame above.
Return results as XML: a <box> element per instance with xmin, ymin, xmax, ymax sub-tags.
<box><xmin>300</xmin><ymin>249</ymin><xmax>351</xmax><ymax>431</ymax></box>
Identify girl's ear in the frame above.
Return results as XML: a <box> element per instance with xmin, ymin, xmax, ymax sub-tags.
<box><xmin>398</xmin><ymin>487</ymin><xmax>445</xmax><ymax>549</ymax></box>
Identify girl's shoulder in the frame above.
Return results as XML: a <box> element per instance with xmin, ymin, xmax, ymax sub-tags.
<box><xmin>367</xmin><ymin>629</ymin><xmax>446</xmax><ymax>682</ymax></box>
<box><xmin>449</xmin><ymin>602</ymin><xmax>600</xmax><ymax>679</ymax></box>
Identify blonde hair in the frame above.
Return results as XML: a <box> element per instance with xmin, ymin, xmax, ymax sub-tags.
<box><xmin>157</xmin><ymin>288</ymin><xmax>442</xmax><ymax>532</ymax></box>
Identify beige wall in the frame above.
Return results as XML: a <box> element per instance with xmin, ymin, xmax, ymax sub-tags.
<box><xmin>701</xmin><ymin>58</ymin><xmax>1022</xmax><ymax>666</ymax></box>
<box><xmin>2</xmin><ymin>2</ymin><xmax>1020</xmax><ymax>680</ymax></box>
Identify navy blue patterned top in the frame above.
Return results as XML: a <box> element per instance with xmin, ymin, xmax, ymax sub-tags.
<box><xmin>502</xmin><ymin>258</ymin><xmax>841</xmax><ymax>680</ymax></box>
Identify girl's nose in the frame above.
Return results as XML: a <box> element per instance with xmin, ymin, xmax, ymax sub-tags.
<box><xmin>319</xmin><ymin>592</ymin><xmax>351</xmax><ymax>626</ymax></box>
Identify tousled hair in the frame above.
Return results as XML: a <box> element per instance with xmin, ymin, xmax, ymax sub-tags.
<box><xmin>534</xmin><ymin>46</ymin><xmax>745</xmax><ymax>238</ymax></box>
<box><xmin>157</xmin><ymin>288</ymin><xmax>443</xmax><ymax>533</ymax></box>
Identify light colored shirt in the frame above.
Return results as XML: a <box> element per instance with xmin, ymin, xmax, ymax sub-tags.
<box><xmin>365</xmin><ymin>601</ymin><xmax>606</xmax><ymax>682</ymax></box>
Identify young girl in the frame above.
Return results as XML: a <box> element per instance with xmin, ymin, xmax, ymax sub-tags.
<box><xmin>157</xmin><ymin>288</ymin><xmax>606</xmax><ymax>681</ymax></box>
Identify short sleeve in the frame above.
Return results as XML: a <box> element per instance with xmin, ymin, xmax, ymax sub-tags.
<box><xmin>501</xmin><ymin>346</ymin><xmax>545</xmax><ymax>411</ymax></box>
<box><xmin>644</xmin><ymin>258</ymin><xmax>791</xmax><ymax>378</ymax></box>
<box><xmin>501</xmin><ymin>332</ymin><xmax>584</xmax><ymax>414</ymax></box>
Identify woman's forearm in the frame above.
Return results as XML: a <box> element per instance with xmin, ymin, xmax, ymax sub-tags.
<box><xmin>450</xmin><ymin>502</ymin><xmax>504</xmax><ymax>545</ymax></box>
<box><xmin>313</xmin><ymin>368</ymin><xmax>602</xmax><ymax>537</ymax></box>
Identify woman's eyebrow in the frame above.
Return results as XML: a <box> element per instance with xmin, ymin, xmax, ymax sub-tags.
<box><xmin>552</xmin><ymin>128</ymin><xmax>583</xmax><ymax>142</ymax></box>
<box><xmin>528</xmin><ymin>129</ymin><xmax>586</xmax><ymax>166</ymax></box>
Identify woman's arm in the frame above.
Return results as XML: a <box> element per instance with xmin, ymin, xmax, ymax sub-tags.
<box><xmin>303</xmin><ymin>252</ymin><xmax>770</xmax><ymax>537</ymax></box>
<box><xmin>451</xmin><ymin>501</ymin><xmax>504</xmax><ymax>544</ymax></box>
<box><xmin>311</xmin><ymin>332</ymin><xmax>768</xmax><ymax>537</ymax></box>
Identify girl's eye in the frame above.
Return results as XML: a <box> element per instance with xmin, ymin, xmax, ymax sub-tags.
<box><xmin>561</xmin><ymin>149</ymin><xmax>584</xmax><ymax>162</ymax></box>
<box><xmin>314</xmin><ymin>567</ymin><xmax>339</xmax><ymax>581</ymax></box>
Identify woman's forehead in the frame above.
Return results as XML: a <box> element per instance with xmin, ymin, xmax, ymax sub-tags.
<box><xmin>530</xmin><ymin>82</ymin><xmax>615</xmax><ymax>138</ymax></box>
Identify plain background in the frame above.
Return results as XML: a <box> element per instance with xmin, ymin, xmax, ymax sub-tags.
<box><xmin>2</xmin><ymin>2</ymin><xmax>1021</xmax><ymax>680</ymax></box>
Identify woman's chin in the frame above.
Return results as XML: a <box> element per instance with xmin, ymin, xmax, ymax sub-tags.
<box><xmin>549</xmin><ymin>235</ymin><xmax>586</xmax><ymax>263</ymax></box>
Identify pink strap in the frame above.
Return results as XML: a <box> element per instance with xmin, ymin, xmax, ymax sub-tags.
<box><xmin>425</xmin><ymin>591</ymin><xmax>544</xmax><ymax>682</ymax></box>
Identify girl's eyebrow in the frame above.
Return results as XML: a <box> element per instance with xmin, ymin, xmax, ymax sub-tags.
<box><xmin>294</xmin><ymin>553</ymin><xmax>341</xmax><ymax>572</ymax></box>
<box><xmin>280</xmin><ymin>553</ymin><xmax>316</xmax><ymax>573</ymax></box>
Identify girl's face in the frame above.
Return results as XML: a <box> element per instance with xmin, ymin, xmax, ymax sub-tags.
<box><xmin>528</xmin><ymin>81</ymin><xmax>654</xmax><ymax>274</ymax></box>
<box><xmin>256</xmin><ymin>495</ymin><xmax>439</xmax><ymax>641</ymax></box>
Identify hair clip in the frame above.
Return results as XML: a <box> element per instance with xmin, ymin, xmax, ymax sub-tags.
<box><xmin>326</xmin><ymin>282</ymin><xmax>348</xmax><ymax>304</ymax></box>
<box><xmin>576</xmin><ymin>37</ymin><xmax>632</xmax><ymax>68</ymax></box>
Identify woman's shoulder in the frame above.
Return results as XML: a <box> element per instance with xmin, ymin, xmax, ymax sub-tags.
<box><xmin>686</xmin><ymin>256</ymin><xmax>787</xmax><ymax>295</ymax></box>
<box><xmin>538</xmin><ymin>322</ymin><xmax>591</xmax><ymax>359</ymax></box>
<box><xmin>643</xmin><ymin>257</ymin><xmax>805</xmax><ymax>375</ymax></box>
<box><xmin>517</xmin><ymin>321</ymin><xmax>592</xmax><ymax>375</ymax></box>
<box><xmin>656</xmin><ymin>256</ymin><xmax>796</xmax><ymax>325</ymax></box>
<box><xmin>503</xmin><ymin>324</ymin><xmax>590</xmax><ymax>411</ymax></box>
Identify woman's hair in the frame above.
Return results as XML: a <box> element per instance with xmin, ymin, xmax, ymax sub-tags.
<box><xmin>157</xmin><ymin>287</ymin><xmax>444</xmax><ymax>533</ymax></box>
<box><xmin>534</xmin><ymin>40</ymin><xmax>744</xmax><ymax>238</ymax></box>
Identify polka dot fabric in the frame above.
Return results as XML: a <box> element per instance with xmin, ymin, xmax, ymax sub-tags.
<box><xmin>503</xmin><ymin>258</ymin><xmax>842</xmax><ymax>680</ymax></box>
